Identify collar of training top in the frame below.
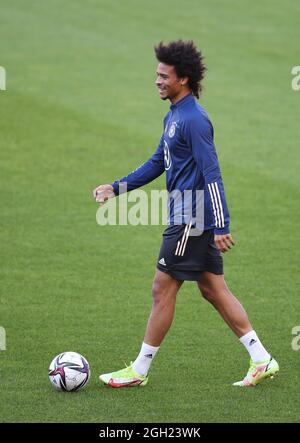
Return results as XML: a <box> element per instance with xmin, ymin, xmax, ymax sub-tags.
<box><xmin>170</xmin><ymin>92</ymin><xmax>194</xmax><ymax>110</ymax></box>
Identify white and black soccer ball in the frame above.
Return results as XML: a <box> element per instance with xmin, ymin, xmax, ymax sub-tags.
<box><xmin>48</xmin><ymin>352</ymin><xmax>90</xmax><ymax>392</ymax></box>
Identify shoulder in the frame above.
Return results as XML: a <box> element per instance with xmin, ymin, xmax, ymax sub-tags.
<box><xmin>180</xmin><ymin>101</ymin><xmax>213</xmax><ymax>136</ymax></box>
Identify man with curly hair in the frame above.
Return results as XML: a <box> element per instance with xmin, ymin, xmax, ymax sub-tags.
<box><xmin>93</xmin><ymin>40</ymin><xmax>279</xmax><ymax>388</ymax></box>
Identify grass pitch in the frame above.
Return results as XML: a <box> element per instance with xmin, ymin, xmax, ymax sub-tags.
<box><xmin>0</xmin><ymin>0</ymin><xmax>300</xmax><ymax>423</ymax></box>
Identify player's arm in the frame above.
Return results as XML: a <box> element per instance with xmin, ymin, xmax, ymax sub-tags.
<box><xmin>93</xmin><ymin>136</ymin><xmax>165</xmax><ymax>205</ymax></box>
<box><xmin>183</xmin><ymin>114</ymin><xmax>234</xmax><ymax>253</ymax></box>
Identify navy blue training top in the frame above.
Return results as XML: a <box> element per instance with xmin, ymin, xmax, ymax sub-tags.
<box><xmin>112</xmin><ymin>93</ymin><xmax>230</xmax><ymax>235</ymax></box>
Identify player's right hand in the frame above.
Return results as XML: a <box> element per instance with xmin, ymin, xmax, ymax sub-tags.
<box><xmin>93</xmin><ymin>184</ymin><xmax>115</xmax><ymax>206</ymax></box>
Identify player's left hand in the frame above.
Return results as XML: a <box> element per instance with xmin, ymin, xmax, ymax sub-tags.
<box><xmin>214</xmin><ymin>233</ymin><xmax>235</xmax><ymax>253</ymax></box>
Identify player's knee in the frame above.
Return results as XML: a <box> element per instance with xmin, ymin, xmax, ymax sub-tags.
<box><xmin>151</xmin><ymin>278</ymin><xmax>175</xmax><ymax>306</ymax></box>
<box><xmin>198</xmin><ymin>282</ymin><xmax>214</xmax><ymax>301</ymax></box>
<box><xmin>151</xmin><ymin>279</ymin><xmax>165</xmax><ymax>303</ymax></box>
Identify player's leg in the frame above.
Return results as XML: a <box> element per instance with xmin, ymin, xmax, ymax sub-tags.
<box><xmin>127</xmin><ymin>269</ymin><xmax>183</xmax><ymax>378</ymax></box>
<box><xmin>197</xmin><ymin>271</ymin><xmax>252</xmax><ymax>337</ymax></box>
<box><xmin>143</xmin><ymin>269</ymin><xmax>183</xmax><ymax>346</ymax></box>
<box><xmin>99</xmin><ymin>270</ymin><xmax>182</xmax><ymax>387</ymax></box>
<box><xmin>197</xmin><ymin>271</ymin><xmax>279</xmax><ymax>386</ymax></box>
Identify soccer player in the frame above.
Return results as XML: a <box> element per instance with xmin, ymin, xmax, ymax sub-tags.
<box><xmin>93</xmin><ymin>40</ymin><xmax>279</xmax><ymax>388</ymax></box>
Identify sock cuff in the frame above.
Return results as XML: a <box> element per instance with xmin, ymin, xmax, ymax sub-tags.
<box><xmin>143</xmin><ymin>342</ymin><xmax>160</xmax><ymax>351</ymax></box>
<box><xmin>239</xmin><ymin>330</ymin><xmax>257</xmax><ymax>344</ymax></box>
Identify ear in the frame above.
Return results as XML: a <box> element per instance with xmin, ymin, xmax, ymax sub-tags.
<box><xmin>180</xmin><ymin>77</ymin><xmax>189</xmax><ymax>86</ymax></box>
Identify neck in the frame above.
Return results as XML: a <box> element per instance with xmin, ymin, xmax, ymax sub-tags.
<box><xmin>170</xmin><ymin>89</ymin><xmax>191</xmax><ymax>105</ymax></box>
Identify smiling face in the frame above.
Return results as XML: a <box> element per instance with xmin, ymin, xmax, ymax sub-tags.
<box><xmin>155</xmin><ymin>62</ymin><xmax>190</xmax><ymax>104</ymax></box>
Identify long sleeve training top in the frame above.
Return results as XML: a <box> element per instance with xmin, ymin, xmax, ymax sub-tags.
<box><xmin>112</xmin><ymin>93</ymin><xmax>230</xmax><ymax>235</ymax></box>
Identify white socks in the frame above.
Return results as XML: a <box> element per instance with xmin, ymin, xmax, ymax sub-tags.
<box><xmin>131</xmin><ymin>332</ymin><xmax>269</xmax><ymax>376</ymax></box>
<box><xmin>239</xmin><ymin>330</ymin><xmax>270</xmax><ymax>363</ymax></box>
<box><xmin>131</xmin><ymin>342</ymin><xmax>160</xmax><ymax>376</ymax></box>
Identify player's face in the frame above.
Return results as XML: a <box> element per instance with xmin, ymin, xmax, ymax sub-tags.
<box><xmin>156</xmin><ymin>63</ymin><xmax>186</xmax><ymax>103</ymax></box>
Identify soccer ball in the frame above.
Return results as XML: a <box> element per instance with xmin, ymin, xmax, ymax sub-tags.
<box><xmin>48</xmin><ymin>352</ymin><xmax>90</xmax><ymax>392</ymax></box>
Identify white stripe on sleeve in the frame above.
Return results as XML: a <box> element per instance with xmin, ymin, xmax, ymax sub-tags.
<box><xmin>208</xmin><ymin>182</ymin><xmax>220</xmax><ymax>227</ymax></box>
<box><xmin>212</xmin><ymin>182</ymin><xmax>225</xmax><ymax>228</ymax></box>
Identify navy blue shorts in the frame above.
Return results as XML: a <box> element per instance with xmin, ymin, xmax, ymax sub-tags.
<box><xmin>157</xmin><ymin>225</ymin><xmax>223</xmax><ymax>281</ymax></box>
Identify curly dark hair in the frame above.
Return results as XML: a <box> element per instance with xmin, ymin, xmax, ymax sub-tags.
<box><xmin>154</xmin><ymin>40</ymin><xmax>206</xmax><ymax>98</ymax></box>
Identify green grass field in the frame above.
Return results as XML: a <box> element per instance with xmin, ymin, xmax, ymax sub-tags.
<box><xmin>1</xmin><ymin>0</ymin><xmax>300</xmax><ymax>423</ymax></box>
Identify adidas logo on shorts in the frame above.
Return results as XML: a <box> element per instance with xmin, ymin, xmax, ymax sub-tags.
<box><xmin>158</xmin><ymin>258</ymin><xmax>166</xmax><ymax>266</ymax></box>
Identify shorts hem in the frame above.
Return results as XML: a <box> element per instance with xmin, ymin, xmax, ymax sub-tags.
<box><xmin>157</xmin><ymin>264</ymin><xmax>223</xmax><ymax>281</ymax></box>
